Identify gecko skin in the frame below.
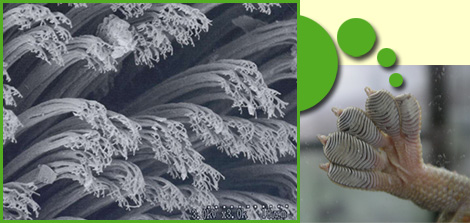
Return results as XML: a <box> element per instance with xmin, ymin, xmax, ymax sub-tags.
<box><xmin>318</xmin><ymin>87</ymin><xmax>470</xmax><ymax>222</ymax></box>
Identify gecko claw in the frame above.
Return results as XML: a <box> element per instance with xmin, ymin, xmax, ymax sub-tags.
<box><xmin>319</xmin><ymin>163</ymin><xmax>330</xmax><ymax>172</ymax></box>
<box><xmin>364</xmin><ymin>87</ymin><xmax>376</xmax><ymax>96</ymax></box>
<box><xmin>317</xmin><ymin>134</ymin><xmax>328</xmax><ymax>145</ymax></box>
<box><xmin>331</xmin><ymin>107</ymin><xmax>343</xmax><ymax>117</ymax></box>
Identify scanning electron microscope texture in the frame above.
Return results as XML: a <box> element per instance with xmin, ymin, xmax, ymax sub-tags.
<box><xmin>3</xmin><ymin>3</ymin><xmax>297</xmax><ymax>220</ymax></box>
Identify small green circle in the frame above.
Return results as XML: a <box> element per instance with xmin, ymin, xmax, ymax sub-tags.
<box><xmin>337</xmin><ymin>18</ymin><xmax>376</xmax><ymax>57</ymax></box>
<box><xmin>377</xmin><ymin>48</ymin><xmax>396</xmax><ymax>67</ymax></box>
<box><xmin>389</xmin><ymin>73</ymin><xmax>403</xmax><ymax>87</ymax></box>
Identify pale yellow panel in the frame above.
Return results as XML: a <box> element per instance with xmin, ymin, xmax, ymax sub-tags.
<box><xmin>300</xmin><ymin>0</ymin><xmax>470</xmax><ymax>65</ymax></box>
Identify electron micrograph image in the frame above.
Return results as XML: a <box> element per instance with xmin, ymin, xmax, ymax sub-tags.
<box><xmin>300</xmin><ymin>66</ymin><xmax>470</xmax><ymax>222</ymax></box>
<box><xmin>3</xmin><ymin>3</ymin><xmax>297</xmax><ymax>220</ymax></box>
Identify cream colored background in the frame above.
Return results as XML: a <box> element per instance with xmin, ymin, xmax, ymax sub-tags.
<box><xmin>300</xmin><ymin>0</ymin><xmax>470</xmax><ymax>65</ymax></box>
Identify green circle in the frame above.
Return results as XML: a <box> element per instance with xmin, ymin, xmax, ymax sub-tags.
<box><xmin>298</xmin><ymin>16</ymin><xmax>338</xmax><ymax>111</ymax></box>
<box><xmin>389</xmin><ymin>73</ymin><xmax>403</xmax><ymax>87</ymax></box>
<box><xmin>337</xmin><ymin>18</ymin><xmax>376</xmax><ymax>57</ymax></box>
<box><xmin>377</xmin><ymin>48</ymin><xmax>396</xmax><ymax>67</ymax></box>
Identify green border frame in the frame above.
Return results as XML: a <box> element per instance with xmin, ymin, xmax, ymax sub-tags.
<box><xmin>1</xmin><ymin>1</ymin><xmax>300</xmax><ymax>222</ymax></box>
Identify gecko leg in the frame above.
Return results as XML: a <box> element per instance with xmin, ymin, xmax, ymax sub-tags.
<box><xmin>319</xmin><ymin>87</ymin><xmax>470</xmax><ymax>222</ymax></box>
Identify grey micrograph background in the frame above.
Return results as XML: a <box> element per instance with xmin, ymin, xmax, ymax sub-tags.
<box><xmin>300</xmin><ymin>65</ymin><xmax>470</xmax><ymax>222</ymax></box>
<box><xmin>3</xmin><ymin>3</ymin><xmax>297</xmax><ymax>220</ymax></box>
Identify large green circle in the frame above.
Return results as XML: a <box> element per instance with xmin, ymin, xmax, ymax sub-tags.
<box><xmin>337</xmin><ymin>18</ymin><xmax>376</xmax><ymax>57</ymax></box>
<box><xmin>298</xmin><ymin>16</ymin><xmax>338</xmax><ymax>111</ymax></box>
